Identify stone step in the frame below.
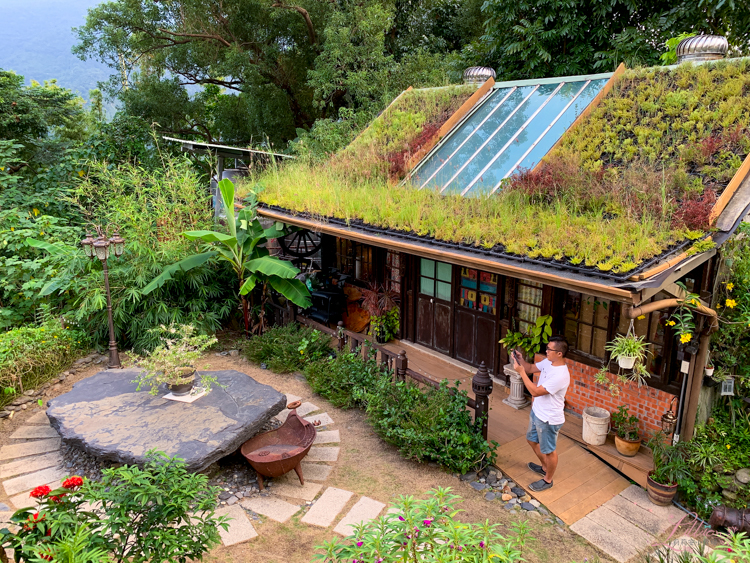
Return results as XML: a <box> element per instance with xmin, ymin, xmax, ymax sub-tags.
<box><xmin>306</xmin><ymin>446</ymin><xmax>340</xmax><ymax>462</ymax></box>
<box><xmin>314</xmin><ymin>430</ymin><xmax>340</xmax><ymax>444</ymax></box>
<box><xmin>274</xmin><ymin>401</ymin><xmax>320</xmax><ymax>423</ymax></box>
<box><xmin>276</xmin><ymin>462</ymin><xmax>332</xmax><ymax>483</ymax></box>
<box><xmin>301</xmin><ymin>487</ymin><xmax>354</xmax><ymax>528</ymax></box>
<box><xmin>240</xmin><ymin>496</ymin><xmax>301</xmax><ymax>523</ymax></box>
<box><xmin>215</xmin><ymin>504</ymin><xmax>258</xmax><ymax>546</ymax></box>
<box><xmin>10</xmin><ymin>480</ymin><xmax>62</xmax><ymax>510</ymax></box>
<box><xmin>0</xmin><ymin>439</ymin><xmax>61</xmax><ymax>461</ymax></box>
<box><xmin>333</xmin><ymin>496</ymin><xmax>386</xmax><ymax>536</ymax></box>
<box><xmin>26</xmin><ymin>412</ymin><xmax>51</xmax><ymax>425</ymax></box>
<box><xmin>270</xmin><ymin>481</ymin><xmax>323</xmax><ymax>502</ymax></box>
<box><xmin>0</xmin><ymin>452</ymin><xmax>63</xmax><ymax>480</ymax></box>
<box><xmin>10</xmin><ymin>426</ymin><xmax>60</xmax><ymax>440</ymax></box>
<box><xmin>304</xmin><ymin>412</ymin><xmax>334</xmax><ymax>427</ymax></box>
<box><xmin>3</xmin><ymin>466</ymin><xmax>67</xmax><ymax>497</ymax></box>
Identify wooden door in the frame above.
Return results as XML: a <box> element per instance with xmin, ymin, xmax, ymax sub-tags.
<box><xmin>416</xmin><ymin>258</ymin><xmax>452</xmax><ymax>354</ymax></box>
<box><xmin>454</xmin><ymin>267</ymin><xmax>498</xmax><ymax>370</ymax></box>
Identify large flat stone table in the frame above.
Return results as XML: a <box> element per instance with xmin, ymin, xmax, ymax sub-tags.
<box><xmin>47</xmin><ymin>369</ymin><xmax>286</xmax><ymax>472</ymax></box>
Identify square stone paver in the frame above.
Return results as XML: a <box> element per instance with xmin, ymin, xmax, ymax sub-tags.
<box><xmin>240</xmin><ymin>496</ymin><xmax>301</xmax><ymax>523</ymax></box>
<box><xmin>305</xmin><ymin>446</ymin><xmax>339</xmax><ymax>462</ymax></box>
<box><xmin>25</xmin><ymin>412</ymin><xmax>51</xmax><ymax>425</ymax></box>
<box><xmin>10</xmin><ymin>481</ymin><xmax>62</xmax><ymax>510</ymax></box>
<box><xmin>295</xmin><ymin>402</ymin><xmax>321</xmax><ymax>417</ymax></box>
<box><xmin>4</xmin><ymin>466</ymin><xmax>67</xmax><ymax>496</ymax></box>
<box><xmin>314</xmin><ymin>430</ymin><xmax>340</xmax><ymax>444</ymax></box>
<box><xmin>277</xmin><ymin>462</ymin><xmax>332</xmax><ymax>483</ymax></box>
<box><xmin>0</xmin><ymin>452</ymin><xmax>62</xmax><ymax>480</ymax></box>
<box><xmin>271</xmin><ymin>481</ymin><xmax>323</xmax><ymax>502</ymax></box>
<box><xmin>603</xmin><ymin>493</ymin><xmax>685</xmax><ymax>536</ymax></box>
<box><xmin>301</xmin><ymin>487</ymin><xmax>353</xmax><ymax>528</ymax></box>
<box><xmin>215</xmin><ymin>504</ymin><xmax>258</xmax><ymax>546</ymax></box>
<box><xmin>618</xmin><ymin>485</ymin><xmax>684</xmax><ymax>522</ymax></box>
<box><xmin>334</xmin><ymin>496</ymin><xmax>386</xmax><ymax>536</ymax></box>
<box><xmin>10</xmin><ymin>426</ymin><xmax>60</xmax><ymax>440</ymax></box>
<box><xmin>0</xmin><ymin>439</ymin><xmax>61</xmax><ymax>461</ymax></box>
<box><xmin>304</xmin><ymin>413</ymin><xmax>334</xmax><ymax>427</ymax></box>
<box><xmin>571</xmin><ymin>506</ymin><xmax>655</xmax><ymax>563</ymax></box>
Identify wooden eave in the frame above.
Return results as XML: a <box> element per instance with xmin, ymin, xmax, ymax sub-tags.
<box><xmin>258</xmin><ymin>207</ymin><xmax>639</xmax><ymax>303</ymax></box>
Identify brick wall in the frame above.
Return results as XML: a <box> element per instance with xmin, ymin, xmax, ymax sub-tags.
<box><xmin>564</xmin><ymin>359</ymin><xmax>676</xmax><ymax>436</ymax></box>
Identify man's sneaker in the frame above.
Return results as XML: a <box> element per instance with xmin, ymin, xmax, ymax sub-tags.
<box><xmin>529</xmin><ymin>478</ymin><xmax>554</xmax><ymax>492</ymax></box>
<box><xmin>527</xmin><ymin>462</ymin><xmax>546</xmax><ymax>476</ymax></box>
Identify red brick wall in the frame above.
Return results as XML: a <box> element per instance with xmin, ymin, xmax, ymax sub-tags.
<box><xmin>564</xmin><ymin>359</ymin><xmax>676</xmax><ymax>436</ymax></box>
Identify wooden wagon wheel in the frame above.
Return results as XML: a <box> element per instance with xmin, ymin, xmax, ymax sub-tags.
<box><xmin>279</xmin><ymin>228</ymin><xmax>322</xmax><ymax>257</ymax></box>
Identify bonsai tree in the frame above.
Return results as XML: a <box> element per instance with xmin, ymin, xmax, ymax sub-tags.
<box><xmin>134</xmin><ymin>324</ymin><xmax>218</xmax><ymax>395</ymax></box>
<box><xmin>611</xmin><ymin>405</ymin><xmax>640</xmax><ymax>441</ymax></box>
<box><xmin>142</xmin><ymin>179</ymin><xmax>311</xmax><ymax>335</ymax></box>
<box><xmin>499</xmin><ymin>315</ymin><xmax>553</xmax><ymax>361</ymax></box>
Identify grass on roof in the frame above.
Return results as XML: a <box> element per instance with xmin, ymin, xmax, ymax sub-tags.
<box><xmin>255</xmin><ymin>60</ymin><xmax>750</xmax><ymax>274</ymax></box>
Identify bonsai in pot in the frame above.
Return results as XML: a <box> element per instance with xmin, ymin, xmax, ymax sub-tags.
<box><xmin>610</xmin><ymin>405</ymin><xmax>642</xmax><ymax>457</ymax></box>
<box><xmin>645</xmin><ymin>432</ymin><xmax>690</xmax><ymax>506</ymax></box>
<box><xmin>360</xmin><ymin>283</ymin><xmax>400</xmax><ymax>344</ymax></box>
<box><xmin>135</xmin><ymin>324</ymin><xmax>219</xmax><ymax>396</ymax></box>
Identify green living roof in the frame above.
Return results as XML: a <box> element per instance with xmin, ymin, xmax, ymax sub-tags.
<box><xmin>258</xmin><ymin>59</ymin><xmax>750</xmax><ymax>277</ymax></box>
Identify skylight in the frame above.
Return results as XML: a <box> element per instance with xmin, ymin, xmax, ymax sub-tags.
<box><xmin>410</xmin><ymin>73</ymin><xmax>612</xmax><ymax>196</ymax></box>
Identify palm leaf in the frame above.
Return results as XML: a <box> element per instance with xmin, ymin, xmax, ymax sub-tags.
<box><xmin>141</xmin><ymin>252</ymin><xmax>218</xmax><ymax>295</ymax></box>
<box><xmin>183</xmin><ymin>230</ymin><xmax>237</xmax><ymax>246</ymax></box>
<box><xmin>246</xmin><ymin>256</ymin><xmax>300</xmax><ymax>278</ymax></box>
<box><xmin>25</xmin><ymin>238</ymin><xmax>75</xmax><ymax>255</ymax></box>
<box><xmin>267</xmin><ymin>277</ymin><xmax>311</xmax><ymax>308</ymax></box>
<box><xmin>218</xmin><ymin>178</ymin><xmax>236</xmax><ymax>238</ymax></box>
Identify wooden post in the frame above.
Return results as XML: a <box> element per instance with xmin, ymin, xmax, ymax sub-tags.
<box><xmin>472</xmin><ymin>362</ymin><xmax>493</xmax><ymax>440</ymax></box>
<box><xmin>337</xmin><ymin>321</ymin><xmax>345</xmax><ymax>353</ymax></box>
<box><xmin>395</xmin><ymin>350</ymin><xmax>408</xmax><ymax>382</ymax></box>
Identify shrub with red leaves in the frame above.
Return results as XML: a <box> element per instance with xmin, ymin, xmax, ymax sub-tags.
<box><xmin>673</xmin><ymin>187</ymin><xmax>717</xmax><ymax>230</ymax></box>
<box><xmin>699</xmin><ymin>136</ymin><xmax>723</xmax><ymax>160</ymax></box>
<box><xmin>388</xmin><ymin>122</ymin><xmax>442</xmax><ymax>179</ymax></box>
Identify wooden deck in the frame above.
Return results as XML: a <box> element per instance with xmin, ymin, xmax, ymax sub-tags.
<box><xmin>387</xmin><ymin>340</ymin><xmax>631</xmax><ymax>525</ymax></box>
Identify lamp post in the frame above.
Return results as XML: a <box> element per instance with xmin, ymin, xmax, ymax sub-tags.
<box><xmin>661</xmin><ymin>396</ymin><xmax>678</xmax><ymax>440</ymax></box>
<box><xmin>81</xmin><ymin>228</ymin><xmax>126</xmax><ymax>369</ymax></box>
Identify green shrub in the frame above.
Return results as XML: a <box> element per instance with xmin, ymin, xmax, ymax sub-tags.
<box><xmin>315</xmin><ymin>487</ymin><xmax>530</xmax><ymax>563</ymax></box>
<box><xmin>0</xmin><ymin>320</ymin><xmax>89</xmax><ymax>405</ymax></box>
<box><xmin>304</xmin><ymin>351</ymin><xmax>382</xmax><ymax>409</ymax></box>
<box><xmin>244</xmin><ymin>324</ymin><xmax>332</xmax><ymax>373</ymax></box>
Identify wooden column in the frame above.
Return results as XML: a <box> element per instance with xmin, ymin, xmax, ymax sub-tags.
<box><xmin>472</xmin><ymin>362</ymin><xmax>493</xmax><ymax>440</ymax></box>
<box><xmin>395</xmin><ymin>350</ymin><xmax>408</xmax><ymax>382</ymax></box>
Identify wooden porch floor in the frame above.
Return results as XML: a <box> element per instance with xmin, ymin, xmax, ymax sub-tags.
<box><xmin>386</xmin><ymin>340</ymin><xmax>631</xmax><ymax>525</ymax></box>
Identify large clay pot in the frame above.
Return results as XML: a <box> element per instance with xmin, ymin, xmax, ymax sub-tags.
<box><xmin>615</xmin><ymin>434</ymin><xmax>642</xmax><ymax>457</ymax></box>
<box><xmin>647</xmin><ymin>472</ymin><xmax>678</xmax><ymax>506</ymax></box>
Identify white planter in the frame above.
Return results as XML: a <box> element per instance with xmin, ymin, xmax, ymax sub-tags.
<box><xmin>618</xmin><ymin>356</ymin><xmax>637</xmax><ymax>369</ymax></box>
<box><xmin>705</xmin><ymin>367</ymin><xmax>714</xmax><ymax>377</ymax></box>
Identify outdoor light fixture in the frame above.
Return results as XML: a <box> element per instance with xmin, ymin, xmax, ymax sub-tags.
<box><xmin>661</xmin><ymin>396</ymin><xmax>678</xmax><ymax>437</ymax></box>
<box><xmin>82</xmin><ymin>227</ymin><xmax>126</xmax><ymax>369</ymax></box>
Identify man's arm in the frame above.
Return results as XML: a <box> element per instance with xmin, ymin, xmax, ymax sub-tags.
<box><xmin>514</xmin><ymin>350</ymin><xmax>541</xmax><ymax>374</ymax></box>
<box><xmin>513</xmin><ymin>358</ymin><xmax>550</xmax><ymax>397</ymax></box>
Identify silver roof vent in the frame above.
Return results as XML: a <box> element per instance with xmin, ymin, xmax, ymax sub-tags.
<box><xmin>676</xmin><ymin>35</ymin><xmax>728</xmax><ymax>63</ymax></box>
<box><xmin>463</xmin><ymin>66</ymin><xmax>496</xmax><ymax>85</ymax></box>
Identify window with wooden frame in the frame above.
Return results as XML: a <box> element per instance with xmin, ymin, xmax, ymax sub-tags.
<box><xmin>459</xmin><ymin>268</ymin><xmax>498</xmax><ymax>315</ymax></box>
<box><xmin>335</xmin><ymin>238</ymin><xmax>375</xmax><ymax>282</ymax></box>
<box><xmin>419</xmin><ymin>259</ymin><xmax>452</xmax><ymax>300</ymax></box>
<box><xmin>513</xmin><ymin>280</ymin><xmax>544</xmax><ymax>333</ymax></box>
<box><xmin>386</xmin><ymin>251</ymin><xmax>401</xmax><ymax>293</ymax></box>
<box><xmin>561</xmin><ymin>292</ymin><xmax>611</xmax><ymax>362</ymax></box>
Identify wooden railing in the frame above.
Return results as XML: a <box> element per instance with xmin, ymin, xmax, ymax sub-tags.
<box><xmin>295</xmin><ymin>315</ymin><xmax>493</xmax><ymax>439</ymax></box>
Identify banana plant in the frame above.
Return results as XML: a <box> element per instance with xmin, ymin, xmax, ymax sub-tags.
<box><xmin>141</xmin><ymin>178</ymin><xmax>310</xmax><ymax>334</ymax></box>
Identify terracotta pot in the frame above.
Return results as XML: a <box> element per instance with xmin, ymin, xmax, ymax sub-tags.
<box><xmin>647</xmin><ymin>472</ymin><xmax>678</xmax><ymax>506</ymax></box>
<box><xmin>615</xmin><ymin>435</ymin><xmax>642</xmax><ymax>457</ymax></box>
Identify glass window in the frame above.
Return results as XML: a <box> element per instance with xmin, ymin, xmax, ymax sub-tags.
<box><xmin>335</xmin><ymin>239</ymin><xmax>374</xmax><ymax>281</ymax></box>
<box><xmin>386</xmin><ymin>251</ymin><xmax>401</xmax><ymax>293</ymax></box>
<box><xmin>563</xmin><ymin>292</ymin><xmax>610</xmax><ymax>359</ymax></box>
<box><xmin>516</xmin><ymin>280</ymin><xmax>543</xmax><ymax>334</ymax></box>
<box><xmin>419</xmin><ymin>258</ymin><xmax>452</xmax><ymax>301</ymax></box>
<box><xmin>459</xmin><ymin>268</ymin><xmax>498</xmax><ymax>315</ymax></box>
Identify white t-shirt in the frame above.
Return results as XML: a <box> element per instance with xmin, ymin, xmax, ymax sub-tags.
<box><xmin>531</xmin><ymin>359</ymin><xmax>570</xmax><ymax>426</ymax></box>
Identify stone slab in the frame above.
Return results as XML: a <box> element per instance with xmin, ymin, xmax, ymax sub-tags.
<box><xmin>271</xmin><ymin>481</ymin><xmax>323</xmax><ymax>502</ymax></box>
<box><xmin>10</xmin><ymin>426</ymin><xmax>60</xmax><ymax>440</ymax></box>
<box><xmin>46</xmin><ymin>370</ymin><xmax>285</xmax><ymax>472</ymax></box>
<box><xmin>26</xmin><ymin>412</ymin><xmax>51</xmax><ymax>425</ymax></box>
<box><xmin>603</xmin><ymin>492</ymin><xmax>685</xmax><ymax>536</ymax></box>
<box><xmin>277</xmin><ymin>462</ymin><xmax>332</xmax><ymax>483</ymax></box>
<box><xmin>305</xmin><ymin>446</ymin><xmax>340</xmax><ymax>462</ymax></box>
<box><xmin>334</xmin><ymin>496</ymin><xmax>386</xmax><ymax>536</ymax></box>
<box><xmin>275</xmin><ymin>401</ymin><xmax>320</xmax><ymax>423</ymax></box>
<box><xmin>0</xmin><ymin>452</ymin><xmax>63</xmax><ymax>479</ymax></box>
<box><xmin>0</xmin><ymin>439</ymin><xmax>61</xmax><ymax>461</ymax></box>
<box><xmin>618</xmin><ymin>485</ymin><xmax>685</xmax><ymax>523</ymax></box>
<box><xmin>653</xmin><ymin>535</ymin><xmax>713</xmax><ymax>558</ymax></box>
<box><xmin>571</xmin><ymin>506</ymin><xmax>655</xmax><ymax>563</ymax></box>
<box><xmin>215</xmin><ymin>504</ymin><xmax>258</xmax><ymax>546</ymax></box>
<box><xmin>10</xmin><ymin>481</ymin><xmax>62</xmax><ymax>510</ymax></box>
<box><xmin>304</xmin><ymin>412</ymin><xmax>334</xmax><ymax>427</ymax></box>
<box><xmin>240</xmin><ymin>496</ymin><xmax>301</xmax><ymax>522</ymax></box>
<box><xmin>3</xmin><ymin>466</ymin><xmax>67</xmax><ymax>496</ymax></box>
<box><xmin>301</xmin><ymin>487</ymin><xmax>353</xmax><ymax>527</ymax></box>
<box><xmin>284</xmin><ymin>394</ymin><xmax>302</xmax><ymax>405</ymax></box>
<box><xmin>314</xmin><ymin>430</ymin><xmax>340</xmax><ymax>444</ymax></box>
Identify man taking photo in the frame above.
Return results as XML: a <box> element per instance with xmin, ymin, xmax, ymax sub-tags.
<box><xmin>511</xmin><ymin>335</ymin><xmax>570</xmax><ymax>492</ymax></box>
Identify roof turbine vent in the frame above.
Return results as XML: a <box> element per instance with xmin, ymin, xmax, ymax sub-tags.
<box><xmin>463</xmin><ymin>66</ymin><xmax>496</xmax><ymax>86</ymax></box>
<box><xmin>676</xmin><ymin>35</ymin><xmax>728</xmax><ymax>63</ymax></box>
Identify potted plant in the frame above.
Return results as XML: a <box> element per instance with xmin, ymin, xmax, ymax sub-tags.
<box><xmin>360</xmin><ymin>283</ymin><xmax>400</xmax><ymax>344</ymax></box>
<box><xmin>646</xmin><ymin>432</ymin><xmax>690</xmax><ymax>506</ymax></box>
<box><xmin>610</xmin><ymin>405</ymin><xmax>642</xmax><ymax>457</ymax></box>
<box><xmin>606</xmin><ymin>333</ymin><xmax>648</xmax><ymax>370</ymax></box>
<box><xmin>499</xmin><ymin>315</ymin><xmax>553</xmax><ymax>362</ymax></box>
<box><xmin>135</xmin><ymin>324</ymin><xmax>219</xmax><ymax>396</ymax></box>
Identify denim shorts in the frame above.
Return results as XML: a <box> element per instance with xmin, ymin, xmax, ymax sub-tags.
<box><xmin>526</xmin><ymin>409</ymin><xmax>563</xmax><ymax>454</ymax></box>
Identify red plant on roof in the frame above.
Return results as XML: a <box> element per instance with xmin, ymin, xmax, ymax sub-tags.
<box><xmin>387</xmin><ymin>121</ymin><xmax>442</xmax><ymax>179</ymax></box>
<box><xmin>673</xmin><ymin>187</ymin><xmax>717</xmax><ymax>230</ymax></box>
<box><xmin>699</xmin><ymin>135</ymin><xmax>723</xmax><ymax>160</ymax></box>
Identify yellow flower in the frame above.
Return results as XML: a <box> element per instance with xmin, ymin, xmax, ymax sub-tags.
<box><xmin>78</xmin><ymin>170</ymin><xmax>85</xmax><ymax>177</ymax></box>
<box><xmin>637</xmin><ymin>315</ymin><xmax>646</xmax><ymax>320</ymax></box>
<box><xmin>10</xmin><ymin>227</ymin><xmax>14</xmax><ymax>231</ymax></box>
<box><xmin>726</xmin><ymin>299</ymin><xmax>737</xmax><ymax>308</ymax></box>
<box><xmin>726</xmin><ymin>282</ymin><xmax>734</xmax><ymax>291</ymax></box>
<box><xmin>53</xmin><ymin>336</ymin><xmax>57</xmax><ymax>339</ymax></box>
<box><xmin>32</xmin><ymin>208</ymin><xmax>39</xmax><ymax>216</ymax></box>
<box><xmin>0</xmin><ymin>167</ymin><xmax>4</xmax><ymax>171</ymax></box>
<box><xmin>39</xmin><ymin>231</ymin><xmax>44</xmax><ymax>236</ymax></box>
<box><xmin>726</xmin><ymin>444</ymin><xmax>731</xmax><ymax>449</ymax></box>
<box><xmin>667</xmin><ymin>320</ymin><xmax>676</xmax><ymax>326</ymax></box>
<box><xmin>680</xmin><ymin>333</ymin><xmax>692</xmax><ymax>344</ymax></box>
<box><xmin>689</xmin><ymin>298</ymin><xmax>699</xmax><ymax>306</ymax></box>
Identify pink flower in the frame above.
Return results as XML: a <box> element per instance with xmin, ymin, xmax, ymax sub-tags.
<box><xmin>423</xmin><ymin>519</ymin><xmax>432</xmax><ymax>527</ymax></box>
<box><xmin>356</xmin><ymin>541</ymin><xmax>363</xmax><ymax>547</ymax></box>
<box><xmin>479</xmin><ymin>541</ymin><xmax>485</xmax><ymax>548</ymax></box>
<box><xmin>398</xmin><ymin>516</ymin><xmax>405</xmax><ymax>521</ymax></box>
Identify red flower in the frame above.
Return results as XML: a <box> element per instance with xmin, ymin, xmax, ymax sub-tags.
<box><xmin>62</xmin><ymin>476</ymin><xmax>83</xmax><ymax>489</ymax></box>
<box><xmin>30</xmin><ymin>485</ymin><xmax>51</xmax><ymax>498</ymax></box>
<box><xmin>40</xmin><ymin>553</ymin><xmax>53</xmax><ymax>562</ymax></box>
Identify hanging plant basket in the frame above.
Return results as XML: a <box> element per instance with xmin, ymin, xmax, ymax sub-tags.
<box><xmin>704</xmin><ymin>366</ymin><xmax>714</xmax><ymax>377</ymax></box>
<box><xmin>618</xmin><ymin>356</ymin><xmax>637</xmax><ymax>370</ymax></box>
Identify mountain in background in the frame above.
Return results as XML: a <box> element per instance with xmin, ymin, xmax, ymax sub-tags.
<box><xmin>0</xmin><ymin>0</ymin><xmax>110</xmax><ymax>102</ymax></box>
